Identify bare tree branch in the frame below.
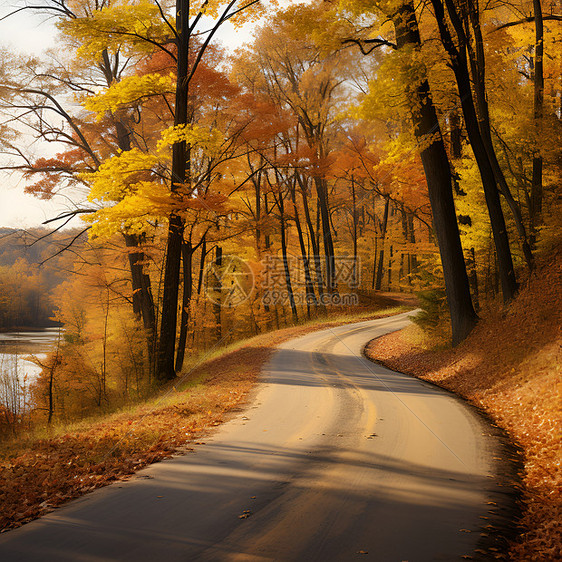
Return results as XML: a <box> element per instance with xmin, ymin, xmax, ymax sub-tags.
<box><xmin>342</xmin><ymin>37</ymin><xmax>397</xmax><ymax>55</ymax></box>
<box><xmin>494</xmin><ymin>14</ymin><xmax>562</xmax><ymax>30</ymax></box>
<box><xmin>39</xmin><ymin>227</ymin><xmax>91</xmax><ymax>265</ymax></box>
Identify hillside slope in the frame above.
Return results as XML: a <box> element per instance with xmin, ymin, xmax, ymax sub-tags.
<box><xmin>365</xmin><ymin>251</ymin><xmax>562</xmax><ymax>560</ymax></box>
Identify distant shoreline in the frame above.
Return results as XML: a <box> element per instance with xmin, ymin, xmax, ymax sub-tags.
<box><xmin>0</xmin><ymin>324</ymin><xmax>62</xmax><ymax>333</ymax></box>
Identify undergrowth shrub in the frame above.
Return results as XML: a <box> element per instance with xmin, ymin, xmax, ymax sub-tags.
<box><xmin>411</xmin><ymin>289</ymin><xmax>451</xmax><ymax>344</ymax></box>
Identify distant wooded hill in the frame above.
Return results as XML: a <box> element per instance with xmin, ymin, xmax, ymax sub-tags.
<box><xmin>0</xmin><ymin>228</ymin><xmax>86</xmax><ymax>329</ymax></box>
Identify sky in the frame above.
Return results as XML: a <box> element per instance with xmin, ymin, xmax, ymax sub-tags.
<box><xmin>0</xmin><ymin>2</ymin><xmax>256</xmax><ymax>230</ymax></box>
<box><xmin>0</xmin><ymin>8</ymin><xmax>64</xmax><ymax>229</ymax></box>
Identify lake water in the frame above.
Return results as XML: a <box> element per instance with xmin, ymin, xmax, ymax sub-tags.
<box><xmin>0</xmin><ymin>328</ymin><xmax>62</xmax><ymax>413</ymax></box>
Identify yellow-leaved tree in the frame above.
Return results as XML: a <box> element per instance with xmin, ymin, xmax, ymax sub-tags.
<box><xmin>49</xmin><ymin>0</ymin><xmax>269</xmax><ymax>380</ymax></box>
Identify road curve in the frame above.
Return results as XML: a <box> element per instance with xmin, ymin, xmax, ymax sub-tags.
<box><xmin>0</xmin><ymin>312</ymin><xmax>516</xmax><ymax>561</ymax></box>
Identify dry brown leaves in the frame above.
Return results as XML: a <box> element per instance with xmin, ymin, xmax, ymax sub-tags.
<box><xmin>0</xmin><ymin>378</ymin><xmax>253</xmax><ymax>531</ymax></box>
<box><xmin>365</xmin><ymin>251</ymin><xmax>562</xmax><ymax>561</ymax></box>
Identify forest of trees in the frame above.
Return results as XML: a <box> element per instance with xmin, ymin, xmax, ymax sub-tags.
<box><xmin>0</xmin><ymin>0</ymin><xmax>559</xmax><ymax>421</ymax></box>
<box><xmin>0</xmin><ymin>228</ymin><xmax>84</xmax><ymax>328</ymax></box>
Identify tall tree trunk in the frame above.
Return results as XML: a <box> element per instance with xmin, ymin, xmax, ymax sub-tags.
<box><xmin>213</xmin><ymin>246</ymin><xmax>223</xmax><ymax>342</ymax></box>
<box><xmin>463</xmin><ymin>0</ymin><xmax>534</xmax><ymax>270</ymax></box>
<box><xmin>431</xmin><ymin>0</ymin><xmax>518</xmax><ymax>303</ymax></box>
<box><xmin>372</xmin><ymin>235</ymin><xmax>378</xmax><ymax>290</ymax></box>
<box><xmin>450</xmin><ymin>107</ymin><xmax>463</xmax><ymax>159</ymax></box>
<box><xmin>253</xmin><ymin>165</ymin><xmax>264</xmax><ymax>256</ymax></box>
<box><xmin>276</xmin><ymin>192</ymin><xmax>298</xmax><ymax>323</ymax></box>
<box><xmin>251</xmin><ymin>163</ymin><xmax>272</xmax><ymax>316</ymax></box>
<box><xmin>290</xmin><ymin>177</ymin><xmax>318</xmax><ymax>315</ymax></box>
<box><xmin>392</xmin><ymin>1</ymin><xmax>478</xmax><ymax>344</ymax></box>
<box><xmin>156</xmin><ymin>0</ymin><xmax>189</xmax><ymax>381</ymax></box>
<box><xmin>407</xmin><ymin>213</ymin><xmax>418</xmax><ymax>273</ymax></box>
<box><xmin>399</xmin><ymin>205</ymin><xmax>408</xmax><ymax>285</ymax></box>
<box><xmin>174</xmin><ymin>240</ymin><xmax>193</xmax><ymax>373</ymax></box>
<box><xmin>295</xmin><ymin>117</ymin><xmax>334</xmax><ymax>294</ymax></box>
<box><xmin>314</xmin><ymin>176</ymin><xmax>336</xmax><ymax>293</ymax></box>
<box><xmin>531</xmin><ymin>0</ymin><xmax>544</xmax><ymax>228</ymax></box>
<box><xmin>297</xmin><ymin>173</ymin><xmax>325</xmax><ymax>300</ymax></box>
<box><xmin>264</xmin><ymin>192</ymin><xmax>271</xmax><ymax>251</ymax></box>
<box><xmin>47</xmin><ymin>329</ymin><xmax>61</xmax><ymax>425</ymax></box>
<box><xmin>351</xmin><ymin>176</ymin><xmax>359</xmax><ymax>266</ymax></box>
<box><xmin>123</xmin><ymin>234</ymin><xmax>156</xmax><ymax>361</ymax></box>
<box><xmin>388</xmin><ymin>245</ymin><xmax>393</xmax><ymax>290</ymax></box>
<box><xmin>197</xmin><ymin>235</ymin><xmax>207</xmax><ymax>295</ymax></box>
<box><xmin>468</xmin><ymin>247</ymin><xmax>480</xmax><ymax>312</ymax></box>
<box><xmin>375</xmin><ymin>198</ymin><xmax>390</xmax><ymax>291</ymax></box>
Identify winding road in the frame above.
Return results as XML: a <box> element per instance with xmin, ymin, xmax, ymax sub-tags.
<box><xmin>0</xmin><ymin>312</ymin><xmax>516</xmax><ymax>561</ymax></box>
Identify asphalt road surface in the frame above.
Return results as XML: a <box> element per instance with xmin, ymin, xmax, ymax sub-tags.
<box><xmin>0</xmin><ymin>312</ymin><xmax>516</xmax><ymax>561</ymax></box>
